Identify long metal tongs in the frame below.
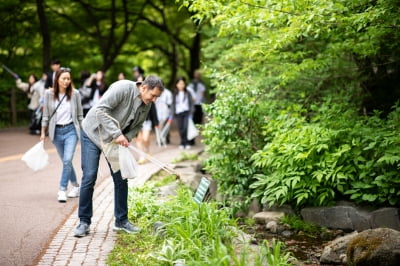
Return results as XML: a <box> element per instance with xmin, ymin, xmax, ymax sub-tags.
<box><xmin>128</xmin><ymin>144</ymin><xmax>178</xmax><ymax>176</ymax></box>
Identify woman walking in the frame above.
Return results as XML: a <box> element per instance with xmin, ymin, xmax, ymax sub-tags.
<box><xmin>40</xmin><ymin>67</ymin><xmax>83</xmax><ymax>202</ymax></box>
<box><xmin>85</xmin><ymin>70</ymin><xmax>108</xmax><ymax>109</ymax></box>
<box><xmin>172</xmin><ymin>77</ymin><xmax>194</xmax><ymax>149</ymax></box>
<box><xmin>16</xmin><ymin>74</ymin><xmax>41</xmax><ymax>134</ymax></box>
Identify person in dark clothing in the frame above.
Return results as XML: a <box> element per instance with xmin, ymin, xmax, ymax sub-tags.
<box><xmin>45</xmin><ymin>59</ymin><xmax>61</xmax><ymax>89</ymax></box>
<box><xmin>187</xmin><ymin>70</ymin><xmax>206</xmax><ymax>145</ymax></box>
<box><xmin>132</xmin><ymin>66</ymin><xmax>145</xmax><ymax>81</ymax></box>
<box><xmin>78</xmin><ymin>70</ymin><xmax>92</xmax><ymax>117</ymax></box>
<box><xmin>136</xmin><ymin>103</ymin><xmax>159</xmax><ymax>164</ymax></box>
<box><xmin>84</xmin><ymin>70</ymin><xmax>108</xmax><ymax>109</ymax></box>
<box><xmin>187</xmin><ymin>70</ymin><xmax>206</xmax><ymax>125</ymax></box>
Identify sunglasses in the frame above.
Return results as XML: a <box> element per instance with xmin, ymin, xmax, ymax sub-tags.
<box><xmin>60</xmin><ymin>67</ymin><xmax>71</xmax><ymax>72</ymax></box>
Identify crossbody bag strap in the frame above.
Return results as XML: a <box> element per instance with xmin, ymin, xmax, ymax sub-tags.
<box><xmin>48</xmin><ymin>93</ymin><xmax>67</xmax><ymax>122</ymax></box>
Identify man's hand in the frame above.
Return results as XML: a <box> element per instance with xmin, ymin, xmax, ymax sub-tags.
<box><xmin>114</xmin><ymin>134</ymin><xmax>129</xmax><ymax>147</ymax></box>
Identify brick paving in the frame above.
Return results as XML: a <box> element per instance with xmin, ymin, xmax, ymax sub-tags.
<box><xmin>36</xmin><ymin>144</ymin><xmax>203</xmax><ymax>266</ymax></box>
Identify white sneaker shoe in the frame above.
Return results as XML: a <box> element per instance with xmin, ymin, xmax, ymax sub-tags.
<box><xmin>185</xmin><ymin>145</ymin><xmax>192</xmax><ymax>150</ymax></box>
<box><xmin>58</xmin><ymin>190</ymin><xmax>67</xmax><ymax>202</ymax></box>
<box><xmin>179</xmin><ymin>145</ymin><xmax>185</xmax><ymax>150</ymax></box>
<box><xmin>67</xmin><ymin>186</ymin><xmax>80</xmax><ymax>198</ymax></box>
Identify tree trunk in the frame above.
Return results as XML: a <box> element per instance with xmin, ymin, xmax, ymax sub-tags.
<box><xmin>168</xmin><ymin>42</ymin><xmax>179</xmax><ymax>89</ymax></box>
<box><xmin>10</xmin><ymin>87</ymin><xmax>17</xmax><ymax>126</ymax></box>
<box><xmin>36</xmin><ymin>0</ymin><xmax>51</xmax><ymax>72</ymax></box>
<box><xmin>189</xmin><ymin>30</ymin><xmax>201</xmax><ymax>78</ymax></box>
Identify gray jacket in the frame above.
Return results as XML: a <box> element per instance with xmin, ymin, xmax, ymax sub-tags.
<box><xmin>42</xmin><ymin>89</ymin><xmax>83</xmax><ymax>141</ymax></box>
<box><xmin>82</xmin><ymin>80</ymin><xmax>151</xmax><ymax>149</ymax></box>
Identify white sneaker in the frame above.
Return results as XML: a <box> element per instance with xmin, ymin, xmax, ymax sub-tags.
<box><xmin>179</xmin><ymin>145</ymin><xmax>185</xmax><ymax>150</ymax></box>
<box><xmin>185</xmin><ymin>145</ymin><xmax>192</xmax><ymax>150</ymax></box>
<box><xmin>67</xmin><ymin>186</ymin><xmax>80</xmax><ymax>198</ymax></box>
<box><xmin>58</xmin><ymin>190</ymin><xmax>67</xmax><ymax>202</ymax></box>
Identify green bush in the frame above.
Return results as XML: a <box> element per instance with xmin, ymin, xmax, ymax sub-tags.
<box><xmin>202</xmin><ymin>84</ymin><xmax>266</xmax><ymax>202</ymax></box>
<box><xmin>250</xmin><ymin>103</ymin><xmax>400</xmax><ymax>207</ymax></box>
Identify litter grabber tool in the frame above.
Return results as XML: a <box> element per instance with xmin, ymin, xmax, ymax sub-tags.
<box><xmin>1</xmin><ymin>63</ymin><xmax>19</xmax><ymax>79</ymax></box>
<box><xmin>128</xmin><ymin>144</ymin><xmax>179</xmax><ymax>178</ymax></box>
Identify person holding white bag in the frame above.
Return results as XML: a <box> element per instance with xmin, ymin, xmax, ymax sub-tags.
<box><xmin>40</xmin><ymin>67</ymin><xmax>83</xmax><ymax>203</ymax></box>
<box><xmin>74</xmin><ymin>75</ymin><xmax>163</xmax><ymax>238</ymax></box>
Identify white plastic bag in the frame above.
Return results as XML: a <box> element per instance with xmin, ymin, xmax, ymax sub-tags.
<box><xmin>21</xmin><ymin>141</ymin><xmax>49</xmax><ymax>172</ymax></box>
<box><xmin>103</xmin><ymin>142</ymin><xmax>120</xmax><ymax>172</ymax></box>
<box><xmin>119</xmin><ymin>145</ymin><xmax>139</xmax><ymax>179</ymax></box>
<box><xmin>187</xmin><ymin>118</ymin><xmax>199</xmax><ymax>140</ymax></box>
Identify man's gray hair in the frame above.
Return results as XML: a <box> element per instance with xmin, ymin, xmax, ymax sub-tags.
<box><xmin>142</xmin><ymin>75</ymin><xmax>164</xmax><ymax>91</ymax></box>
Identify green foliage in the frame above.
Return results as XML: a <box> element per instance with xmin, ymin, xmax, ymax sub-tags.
<box><xmin>182</xmin><ymin>0</ymin><xmax>400</xmax><ymax>208</ymax></box>
<box><xmin>280</xmin><ymin>215</ymin><xmax>322</xmax><ymax>234</ymax></box>
<box><xmin>152</xmin><ymin>173</ymin><xmax>178</xmax><ymax>188</ymax></box>
<box><xmin>202</xmin><ymin>81</ymin><xmax>267</xmax><ymax>203</ymax></box>
<box><xmin>172</xmin><ymin>152</ymin><xmax>200</xmax><ymax>163</ymax></box>
<box><xmin>108</xmin><ymin>183</ymin><xmax>293</xmax><ymax>265</ymax></box>
<box><xmin>257</xmin><ymin>240</ymin><xmax>294</xmax><ymax>266</ymax></box>
<box><xmin>0</xmin><ymin>0</ymin><xmax>201</xmax><ymax>126</ymax></box>
<box><xmin>250</xmin><ymin>103</ymin><xmax>400</xmax><ymax>207</ymax></box>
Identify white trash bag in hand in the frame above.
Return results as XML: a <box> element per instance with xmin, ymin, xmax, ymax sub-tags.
<box><xmin>187</xmin><ymin>118</ymin><xmax>199</xmax><ymax>141</ymax></box>
<box><xmin>21</xmin><ymin>141</ymin><xmax>49</xmax><ymax>171</ymax></box>
<box><xmin>118</xmin><ymin>145</ymin><xmax>139</xmax><ymax>179</ymax></box>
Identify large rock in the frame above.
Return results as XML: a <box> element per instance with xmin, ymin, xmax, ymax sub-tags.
<box><xmin>263</xmin><ymin>204</ymin><xmax>296</xmax><ymax>216</ymax></box>
<box><xmin>247</xmin><ymin>198</ymin><xmax>262</xmax><ymax>218</ymax></box>
<box><xmin>176</xmin><ymin>171</ymin><xmax>203</xmax><ymax>191</ymax></box>
<box><xmin>301</xmin><ymin>204</ymin><xmax>400</xmax><ymax>232</ymax></box>
<box><xmin>301</xmin><ymin>205</ymin><xmax>371</xmax><ymax>231</ymax></box>
<box><xmin>347</xmin><ymin>228</ymin><xmax>400</xmax><ymax>266</ymax></box>
<box><xmin>370</xmin><ymin>208</ymin><xmax>400</xmax><ymax>231</ymax></box>
<box><xmin>174</xmin><ymin>160</ymin><xmax>203</xmax><ymax>173</ymax></box>
<box><xmin>253</xmin><ymin>211</ymin><xmax>285</xmax><ymax>224</ymax></box>
<box><xmin>320</xmin><ymin>231</ymin><xmax>359</xmax><ymax>264</ymax></box>
<box><xmin>175</xmin><ymin>166</ymin><xmax>218</xmax><ymax>202</ymax></box>
<box><xmin>157</xmin><ymin>181</ymin><xmax>180</xmax><ymax>197</ymax></box>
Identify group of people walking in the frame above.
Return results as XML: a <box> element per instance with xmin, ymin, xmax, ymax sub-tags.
<box><xmin>17</xmin><ymin>61</ymin><xmax>207</xmax><ymax>237</ymax></box>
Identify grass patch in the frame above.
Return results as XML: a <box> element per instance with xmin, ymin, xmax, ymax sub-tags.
<box><xmin>107</xmin><ymin>182</ymin><xmax>295</xmax><ymax>265</ymax></box>
<box><xmin>150</xmin><ymin>170</ymin><xmax>177</xmax><ymax>187</ymax></box>
<box><xmin>172</xmin><ymin>152</ymin><xmax>199</xmax><ymax>163</ymax></box>
<box><xmin>280</xmin><ymin>215</ymin><xmax>324</xmax><ymax>234</ymax></box>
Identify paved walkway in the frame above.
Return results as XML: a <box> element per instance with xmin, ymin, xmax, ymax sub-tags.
<box><xmin>36</xmin><ymin>145</ymin><xmax>203</xmax><ymax>266</ymax></box>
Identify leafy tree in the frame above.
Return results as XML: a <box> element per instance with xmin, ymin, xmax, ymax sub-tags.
<box><xmin>42</xmin><ymin>0</ymin><xmax>147</xmax><ymax>71</ymax></box>
<box><xmin>0</xmin><ymin>0</ymin><xmax>205</xmax><ymax>125</ymax></box>
<box><xmin>183</xmin><ymin>0</ymin><xmax>400</xmax><ymax>207</ymax></box>
<box><xmin>0</xmin><ymin>1</ymin><xmax>43</xmax><ymax>125</ymax></box>
<box><xmin>126</xmin><ymin>0</ymin><xmax>203</xmax><ymax>87</ymax></box>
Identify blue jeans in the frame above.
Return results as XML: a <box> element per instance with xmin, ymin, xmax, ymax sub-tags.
<box><xmin>52</xmin><ymin>123</ymin><xmax>78</xmax><ymax>191</ymax></box>
<box><xmin>78</xmin><ymin>129</ymin><xmax>129</xmax><ymax>225</ymax></box>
